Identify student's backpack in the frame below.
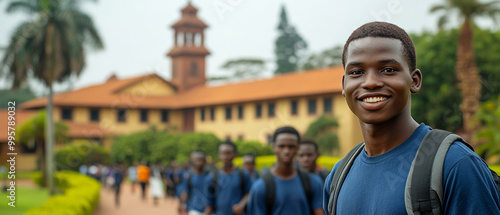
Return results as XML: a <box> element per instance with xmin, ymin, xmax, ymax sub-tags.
<box><xmin>318</xmin><ymin>169</ymin><xmax>329</xmax><ymax>182</ymax></box>
<box><xmin>327</xmin><ymin>129</ymin><xmax>500</xmax><ymax>215</ymax></box>
<box><xmin>261</xmin><ymin>168</ymin><xmax>313</xmax><ymax>215</ymax></box>
<box><xmin>209</xmin><ymin>168</ymin><xmax>246</xmax><ymax>212</ymax></box>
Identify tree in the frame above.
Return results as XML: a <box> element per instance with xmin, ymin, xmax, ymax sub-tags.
<box><xmin>411</xmin><ymin>28</ymin><xmax>500</xmax><ymax>132</ymax></box>
<box><xmin>1</xmin><ymin>0</ymin><xmax>103</xmax><ymax>195</ymax></box>
<box><xmin>209</xmin><ymin>58</ymin><xmax>267</xmax><ymax>82</ymax></box>
<box><xmin>15</xmin><ymin>110</ymin><xmax>69</xmax><ymax>186</ymax></box>
<box><xmin>274</xmin><ymin>5</ymin><xmax>307</xmax><ymax>74</ymax></box>
<box><xmin>429</xmin><ymin>0</ymin><xmax>500</xmax><ymax>144</ymax></box>
<box><xmin>304</xmin><ymin>115</ymin><xmax>340</xmax><ymax>156</ymax></box>
<box><xmin>55</xmin><ymin>142</ymin><xmax>110</xmax><ymax>171</ymax></box>
<box><xmin>0</xmin><ymin>85</ymin><xmax>36</xmax><ymax>108</ymax></box>
<box><xmin>301</xmin><ymin>45</ymin><xmax>343</xmax><ymax>70</ymax></box>
<box><xmin>475</xmin><ymin>96</ymin><xmax>500</xmax><ymax>164</ymax></box>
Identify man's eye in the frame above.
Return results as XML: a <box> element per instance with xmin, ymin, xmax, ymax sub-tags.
<box><xmin>381</xmin><ymin>68</ymin><xmax>397</xmax><ymax>73</ymax></box>
<box><xmin>349</xmin><ymin>70</ymin><xmax>363</xmax><ymax>75</ymax></box>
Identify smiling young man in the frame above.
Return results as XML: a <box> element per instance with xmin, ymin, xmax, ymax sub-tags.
<box><xmin>248</xmin><ymin>126</ymin><xmax>324</xmax><ymax>215</ymax></box>
<box><xmin>322</xmin><ymin>22</ymin><xmax>500</xmax><ymax>215</ymax></box>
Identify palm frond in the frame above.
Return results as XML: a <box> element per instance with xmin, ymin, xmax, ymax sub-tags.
<box><xmin>5</xmin><ymin>0</ymin><xmax>40</xmax><ymax>14</ymax></box>
<box><xmin>429</xmin><ymin>4</ymin><xmax>448</xmax><ymax>13</ymax></box>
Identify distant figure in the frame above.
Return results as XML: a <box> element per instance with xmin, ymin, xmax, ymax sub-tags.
<box><xmin>297</xmin><ymin>138</ymin><xmax>330</xmax><ymax>182</ymax></box>
<box><xmin>165</xmin><ymin>162</ymin><xmax>176</xmax><ymax>198</ymax></box>
<box><xmin>205</xmin><ymin>141</ymin><xmax>251</xmax><ymax>215</ymax></box>
<box><xmin>128</xmin><ymin>162</ymin><xmax>138</xmax><ymax>194</ymax></box>
<box><xmin>175</xmin><ymin>163</ymin><xmax>189</xmax><ymax>198</ymax></box>
<box><xmin>247</xmin><ymin>126</ymin><xmax>324</xmax><ymax>215</ymax></box>
<box><xmin>113</xmin><ymin>163</ymin><xmax>125</xmax><ymax>207</ymax></box>
<box><xmin>179</xmin><ymin>151</ymin><xmax>210</xmax><ymax>215</ymax></box>
<box><xmin>88</xmin><ymin>164</ymin><xmax>99</xmax><ymax>181</ymax></box>
<box><xmin>137</xmin><ymin>161</ymin><xmax>150</xmax><ymax>200</ymax></box>
<box><xmin>79</xmin><ymin>164</ymin><xmax>88</xmax><ymax>175</ymax></box>
<box><xmin>242</xmin><ymin>154</ymin><xmax>259</xmax><ymax>185</ymax></box>
<box><xmin>149</xmin><ymin>161</ymin><xmax>164</xmax><ymax>206</ymax></box>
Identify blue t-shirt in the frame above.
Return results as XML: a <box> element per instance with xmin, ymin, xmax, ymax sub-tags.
<box><xmin>322</xmin><ymin>123</ymin><xmax>500</xmax><ymax>215</ymax></box>
<box><xmin>247</xmin><ymin>172</ymin><xmax>323</xmax><ymax>215</ymax></box>
<box><xmin>176</xmin><ymin>170</ymin><xmax>189</xmax><ymax>197</ymax></box>
<box><xmin>206</xmin><ymin>169</ymin><xmax>251</xmax><ymax>215</ymax></box>
<box><xmin>179</xmin><ymin>171</ymin><xmax>211</xmax><ymax>212</ymax></box>
<box><xmin>244</xmin><ymin>169</ymin><xmax>260</xmax><ymax>185</ymax></box>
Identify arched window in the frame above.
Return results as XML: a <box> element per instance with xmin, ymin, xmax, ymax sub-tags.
<box><xmin>186</xmin><ymin>32</ymin><xmax>193</xmax><ymax>46</ymax></box>
<box><xmin>177</xmin><ymin>32</ymin><xmax>184</xmax><ymax>46</ymax></box>
<box><xmin>194</xmin><ymin>33</ymin><xmax>202</xmax><ymax>46</ymax></box>
<box><xmin>190</xmin><ymin>61</ymin><xmax>198</xmax><ymax>77</ymax></box>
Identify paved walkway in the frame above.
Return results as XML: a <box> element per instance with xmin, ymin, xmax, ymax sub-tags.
<box><xmin>95</xmin><ymin>183</ymin><xmax>179</xmax><ymax>215</ymax></box>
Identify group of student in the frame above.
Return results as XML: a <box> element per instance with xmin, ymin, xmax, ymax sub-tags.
<box><xmin>175</xmin><ymin>128</ymin><xmax>329</xmax><ymax>215</ymax></box>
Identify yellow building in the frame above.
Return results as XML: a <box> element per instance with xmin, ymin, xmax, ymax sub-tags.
<box><xmin>0</xmin><ymin>3</ymin><xmax>362</xmax><ymax>170</ymax></box>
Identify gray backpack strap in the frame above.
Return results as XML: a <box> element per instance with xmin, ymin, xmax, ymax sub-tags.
<box><xmin>328</xmin><ymin>142</ymin><xmax>365</xmax><ymax>215</ymax></box>
<box><xmin>405</xmin><ymin>129</ymin><xmax>464</xmax><ymax>215</ymax></box>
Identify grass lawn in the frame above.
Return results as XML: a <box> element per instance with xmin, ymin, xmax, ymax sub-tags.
<box><xmin>0</xmin><ymin>184</ymin><xmax>49</xmax><ymax>215</ymax></box>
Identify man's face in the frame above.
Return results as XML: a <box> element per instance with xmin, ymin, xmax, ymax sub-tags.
<box><xmin>242</xmin><ymin>156</ymin><xmax>255</xmax><ymax>171</ymax></box>
<box><xmin>273</xmin><ymin>133</ymin><xmax>299</xmax><ymax>165</ymax></box>
<box><xmin>343</xmin><ymin>37</ymin><xmax>421</xmax><ymax>125</ymax></box>
<box><xmin>190</xmin><ymin>153</ymin><xmax>206</xmax><ymax>169</ymax></box>
<box><xmin>297</xmin><ymin>144</ymin><xmax>318</xmax><ymax>170</ymax></box>
<box><xmin>219</xmin><ymin>144</ymin><xmax>236</xmax><ymax>165</ymax></box>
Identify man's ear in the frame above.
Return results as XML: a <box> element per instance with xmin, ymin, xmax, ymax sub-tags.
<box><xmin>342</xmin><ymin>75</ymin><xmax>346</xmax><ymax>97</ymax></box>
<box><xmin>410</xmin><ymin>69</ymin><xmax>422</xmax><ymax>94</ymax></box>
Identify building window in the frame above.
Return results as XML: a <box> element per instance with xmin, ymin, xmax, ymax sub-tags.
<box><xmin>61</xmin><ymin>108</ymin><xmax>72</xmax><ymax>120</ymax></box>
<box><xmin>308</xmin><ymin>99</ymin><xmax>317</xmax><ymax>115</ymax></box>
<box><xmin>140</xmin><ymin>109</ymin><xmax>148</xmax><ymax>123</ymax></box>
<box><xmin>200</xmin><ymin>108</ymin><xmax>205</xmax><ymax>121</ymax></box>
<box><xmin>324</xmin><ymin>98</ymin><xmax>333</xmax><ymax>113</ymax></box>
<box><xmin>268</xmin><ymin>103</ymin><xmax>275</xmax><ymax>117</ymax></box>
<box><xmin>255</xmin><ymin>104</ymin><xmax>262</xmax><ymax>118</ymax></box>
<box><xmin>190</xmin><ymin>61</ymin><xmax>198</xmax><ymax>77</ymax></box>
<box><xmin>267</xmin><ymin>134</ymin><xmax>273</xmax><ymax>145</ymax></box>
<box><xmin>117</xmin><ymin>108</ymin><xmax>127</xmax><ymax>122</ymax></box>
<box><xmin>291</xmin><ymin>100</ymin><xmax>298</xmax><ymax>116</ymax></box>
<box><xmin>210</xmin><ymin>107</ymin><xmax>215</xmax><ymax>121</ymax></box>
<box><xmin>237</xmin><ymin>105</ymin><xmax>244</xmax><ymax>120</ymax></box>
<box><xmin>161</xmin><ymin>109</ymin><xmax>169</xmax><ymax>123</ymax></box>
<box><xmin>225</xmin><ymin>106</ymin><xmax>232</xmax><ymax>120</ymax></box>
<box><xmin>90</xmin><ymin>108</ymin><xmax>99</xmax><ymax>122</ymax></box>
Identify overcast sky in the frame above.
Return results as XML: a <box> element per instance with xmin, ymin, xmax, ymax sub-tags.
<box><xmin>0</xmin><ymin>0</ymin><xmax>468</xmax><ymax>93</ymax></box>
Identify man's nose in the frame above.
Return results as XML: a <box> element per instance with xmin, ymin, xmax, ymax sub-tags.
<box><xmin>361</xmin><ymin>70</ymin><xmax>383</xmax><ymax>90</ymax></box>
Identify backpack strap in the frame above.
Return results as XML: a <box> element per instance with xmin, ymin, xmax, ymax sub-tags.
<box><xmin>328</xmin><ymin>142</ymin><xmax>365</xmax><ymax>215</ymax></box>
<box><xmin>261</xmin><ymin>170</ymin><xmax>275</xmax><ymax>215</ymax></box>
<box><xmin>187</xmin><ymin>173</ymin><xmax>192</xmax><ymax>198</ymax></box>
<box><xmin>210</xmin><ymin>170</ymin><xmax>219</xmax><ymax>212</ymax></box>
<box><xmin>318</xmin><ymin>169</ymin><xmax>329</xmax><ymax>182</ymax></box>
<box><xmin>297</xmin><ymin>168</ymin><xmax>313</xmax><ymax>214</ymax></box>
<box><xmin>405</xmin><ymin>129</ymin><xmax>464</xmax><ymax>215</ymax></box>
<box><xmin>327</xmin><ymin>142</ymin><xmax>365</xmax><ymax>215</ymax></box>
<box><xmin>238</xmin><ymin>168</ymin><xmax>246</xmax><ymax>195</ymax></box>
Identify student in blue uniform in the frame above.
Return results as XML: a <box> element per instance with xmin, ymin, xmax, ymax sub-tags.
<box><xmin>242</xmin><ymin>154</ymin><xmax>259</xmax><ymax>185</ymax></box>
<box><xmin>322</xmin><ymin>21</ymin><xmax>500</xmax><ymax>215</ymax></box>
<box><xmin>247</xmin><ymin>126</ymin><xmax>324</xmax><ymax>215</ymax></box>
<box><xmin>179</xmin><ymin>151</ymin><xmax>210</xmax><ymax>215</ymax></box>
<box><xmin>205</xmin><ymin>141</ymin><xmax>251</xmax><ymax>215</ymax></box>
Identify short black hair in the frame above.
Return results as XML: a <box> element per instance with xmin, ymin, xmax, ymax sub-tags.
<box><xmin>272</xmin><ymin>126</ymin><xmax>301</xmax><ymax>143</ymax></box>
<box><xmin>191</xmin><ymin>150</ymin><xmax>206</xmax><ymax>158</ymax></box>
<box><xmin>299</xmin><ymin>138</ymin><xmax>319</xmax><ymax>152</ymax></box>
<box><xmin>342</xmin><ymin>22</ymin><xmax>416</xmax><ymax>71</ymax></box>
<box><xmin>219</xmin><ymin>141</ymin><xmax>237</xmax><ymax>153</ymax></box>
<box><xmin>242</xmin><ymin>154</ymin><xmax>256</xmax><ymax>163</ymax></box>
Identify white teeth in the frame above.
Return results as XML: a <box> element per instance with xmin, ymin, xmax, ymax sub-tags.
<box><xmin>363</xmin><ymin>97</ymin><xmax>387</xmax><ymax>103</ymax></box>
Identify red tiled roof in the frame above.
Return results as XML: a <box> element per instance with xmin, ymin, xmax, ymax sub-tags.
<box><xmin>19</xmin><ymin>66</ymin><xmax>345</xmax><ymax>109</ymax></box>
<box><xmin>0</xmin><ymin>110</ymin><xmax>38</xmax><ymax>142</ymax></box>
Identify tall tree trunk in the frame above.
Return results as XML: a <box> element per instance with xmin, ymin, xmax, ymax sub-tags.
<box><xmin>45</xmin><ymin>84</ymin><xmax>55</xmax><ymax>195</ymax></box>
<box><xmin>456</xmin><ymin>18</ymin><xmax>481</xmax><ymax>146</ymax></box>
<box><xmin>37</xmin><ymin>139</ymin><xmax>47</xmax><ymax>187</ymax></box>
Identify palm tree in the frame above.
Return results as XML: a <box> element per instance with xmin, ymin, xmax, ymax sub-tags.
<box><xmin>1</xmin><ymin>0</ymin><xmax>104</xmax><ymax>194</ymax></box>
<box><xmin>16</xmin><ymin>111</ymin><xmax>69</xmax><ymax>186</ymax></box>
<box><xmin>430</xmin><ymin>0</ymin><xmax>500</xmax><ymax>145</ymax></box>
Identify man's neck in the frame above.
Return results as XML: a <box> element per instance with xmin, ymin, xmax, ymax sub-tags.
<box><xmin>221</xmin><ymin>163</ymin><xmax>235</xmax><ymax>173</ymax></box>
<box><xmin>361</xmin><ymin>115</ymin><xmax>419</xmax><ymax>156</ymax></box>
<box><xmin>191</xmin><ymin>167</ymin><xmax>204</xmax><ymax>174</ymax></box>
<box><xmin>272</xmin><ymin>161</ymin><xmax>296</xmax><ymax>179</ymax></box>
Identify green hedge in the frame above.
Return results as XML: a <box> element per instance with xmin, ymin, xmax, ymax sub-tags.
<box><xmin>233</xmin><ymin>155</ymin><xmax>341</xmax><ymax>171</ymax></box>
<box><xmin>26</xmin><ymin>171</ymin><xmax>100</xmax><ymax>215</ymax></box>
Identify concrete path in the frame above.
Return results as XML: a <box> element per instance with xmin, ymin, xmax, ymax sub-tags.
<box><xmin>95</xmin><ymin>183</ymin><xmax>179</xmax><ymax>215</ymax></box>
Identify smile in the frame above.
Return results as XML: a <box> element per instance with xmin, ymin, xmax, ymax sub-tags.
<box><xmin>362</xmin><ymin>97</ymin><xmax>388</xmax><ymax>103</ymax></box>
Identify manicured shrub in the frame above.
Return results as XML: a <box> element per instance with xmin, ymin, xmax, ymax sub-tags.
<box><xmin>26</xmin><ymin>171</ymin><xmax>100</xmax><ymax>215</ymax></box>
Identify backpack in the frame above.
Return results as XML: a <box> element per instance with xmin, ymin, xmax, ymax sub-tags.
<box><xmin>261</xmin><ymin>168</ymin><xmax>313</xmax><ymax>215</ymax></box>
<box><xmin>208</xmin><ymin>168</ymin><xmax>246</xmax><ymax>212</ymax></box>
<box><xmin>327</xmin><ymin>129</ymin><xmax>500</xmax><ymax>215</ymax></box>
